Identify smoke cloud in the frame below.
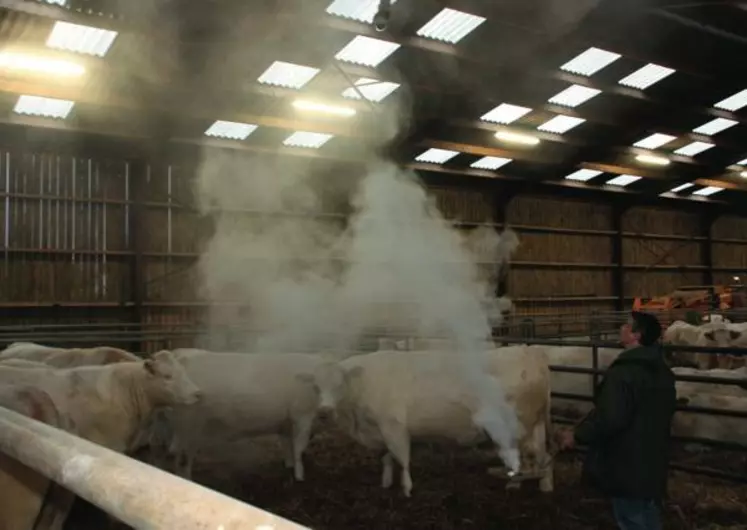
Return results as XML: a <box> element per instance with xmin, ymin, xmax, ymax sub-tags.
<box><xmin>192</xmin><ymin>34</ymin><xmax>521</xmax><ymax>466</ymax></box>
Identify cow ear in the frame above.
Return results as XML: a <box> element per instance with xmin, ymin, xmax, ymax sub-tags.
<box><xmin>704</xmin><ymin>331</ymin><xmax>715</xmax><ymax>341</ymax></box>
<box><xmin>676</xmin><ymin>396</ymin><xmax>690</xmax><ymax>406</ymax></box>
<box><xmin>730</xmin><ymin>330</ymin><xmax>741</xmax><ymax>340</ymax></box>
<box><xmin>144</xmin><ymin>359</ymin><xmax>157</xmax><ymax>375</ymax></box>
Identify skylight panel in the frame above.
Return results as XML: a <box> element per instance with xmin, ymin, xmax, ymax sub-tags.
<box><xmin>737</xmin><ymin>158</ymin><xmax>747</xmax><ymax>165</ymax></box>
<box><xmin>674</xmin><ymin>141</ymin><xmax>714</xmax><ymax>156</ymax></box>
<box><xmin>415</xmin><ymin>8</ymin><xmax>486</xmax><ymax>44</ymax></box>
<box><xmin>564</xmin><ymin>169</ymin><xmax>602</xmax><ymax>182</ymax></box>
<box><xmin>470</xmin><ymin>156</ymin><xmax>512</xmax><ymax>170</ymax></box>
<box><xmin>618</xmin><ymin>63</ymin><xmax>674</xmax><ymax>90</ymax></box>
<box><xmin>204</xmin><ymin>120</ymin><xmax>258</xmax><ymax>141</ymax></box>
<box><xmin>43</xmin><ymin>0</ymin><xmax>66</xmax><ymax>5</ymax></box>
<box><xmin>560</xmin><ymin>47</ymin><xmax>621</xmax><ymax>76</ymax></box>
<box><xmin>669</xmin><ymin>183</ymin><xmax>694</xmax><ymax>193</ymax></box>
<box><xmin>257</xmin><ymin>61</ymin><xmax>320</xmax><ymax>89</ymax></box>
<box><xmin>46</xmin><ymin>21</ymin><xmax>118</xmax><ymax>57</ymax></box>
<box><xmin>692</xmin><ymin>186</ymin><xmax>724</xmax><ymax>197</ymax></box>
<box><xmin>326</xmin><ymin>0</ymin><xmax>399</xmax><ymax>23</ymax></box>
<box><xmin>415</xmin><ymin>148</ymin><xmax>459</xmax><ymax>164</ymax></box>
<box><xmin>692</xmin><ymin>118</ymin><xmax>738</xmax><ymax>136</ymax></box>
<box><xmin>283</xmin><ymin>132</ymin><xmax>334</xmax><ymax>149</ymax></box>
<box><xmin>714</xmin><ymin>89</ymin><xmax>747</xmax><ymax>112</ymax></box>
<box><xmin>341</xmin><ymin>77</ymin><xmax>400</xmax><ymax>102</ymax></box>
<box><xmin>633</xmin><ymin>133</ymin><xmax>676</xmax><ymax>149</ymax></box>
<box><xmin>537</xmin><ymin>115</ymin><xmax>585</xmax><ymax>134</ymax></box>
<box><xmin>480</xmin><ymin>103</ymin><xmax>532</xmax><ymax>125</ymax></box>
<box><xmin>334</xmin><ymin>35</ymin><xmax>400</xmax><ymax>68</ymax></box>
<box><xmin>606</xmin><ymin>174</ymin><xmax>641</xmax><ymax>187</ymax></box>
<box><xmin>13</xmin><ymin>95</ymin><xmax>74</xmax><ymax>119</ymax></box>
<box><xmin>547</xmin><ymin>85</ymin><xmax>601</xmax><ymax>108</ymax></box>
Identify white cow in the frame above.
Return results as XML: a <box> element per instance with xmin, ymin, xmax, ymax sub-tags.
<box><xmin>0</xmin><ymin>342</ymin><xmax>140</xmax><ymax>368</ymax></box>
<box><xmin>701</xmin><ymin>314</ymin><xmax>732</xmax><ymax>324</ymax></box>
<box><xmin>0</xmin><ymin>359</ymin><xmax>50</xmax><ymax>369</ymax></box>
<box><xmin>153</xmin><ymin>350</ymin><xmax>344</xmax><ymax>482</ymax></box>
<box><xmin>326</xmin><ymin>346</ymin><xmax>553</xmax><ymax>497</ymax></box>
<box><xmin>663</xmin><ymin>320</ymin><xmax>741</xmax><ymax>369</ymax></box>
<box><xmin>0</xmin><ymin>383</ymin><xmax>68</xmax><ymax>530</ymax></box>
<box><xmin>0</xmin><ymin>350</ymin><xmax>201</xmax><ymax>452</ymax></box>
<box><xmin>673</xmin><ymin>386</ymin><xmax>747</xmax><ymax>447</ymax></box>
<box><xmin>672</xmin><ymin>367</ymin><xmax>747</xmax><ymax>398</ymax></box>
<box><xmin>0</xmin><ymin>350</ymin><xmax>202</xmax><ymax>530</ymax></box>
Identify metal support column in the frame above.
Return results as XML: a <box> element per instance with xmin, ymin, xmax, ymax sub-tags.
<box><xmin>127</xmin><ymin>158</ymin><xmax>147</xmax><ymax>355</ymax></box>
<box><xmin>493</xmin><ymin>184</ymin><xmax>516</xmax><ymax>299</ymax></box>
<box><xmin>701</xmin><ymin>210</ymin><xmax>716</xmax><ymax>288</ymax></box>
<box><xmin>611</xmin><ymin>201</ymin><xmax>628</xmax><ymax>311</ymax></box>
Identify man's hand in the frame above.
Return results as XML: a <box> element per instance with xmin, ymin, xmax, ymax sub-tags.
<box><xmin>555</xmin><ymin>428</ymin><xmax>576</xmax><ymax>451</ymax></box>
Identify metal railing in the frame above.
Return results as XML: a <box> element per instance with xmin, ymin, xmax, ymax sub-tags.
<box><xmin>0</xmin><ymin>406</ymin><xmax>309</xmax><ymax>530</ymax></box>
<box><xmin>0</xmin><ymin>322</ymin><xmax>745</xmax><ymax>485</ymax></box>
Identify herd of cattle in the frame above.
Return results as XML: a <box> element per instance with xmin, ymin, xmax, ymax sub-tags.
<box><xmin>0</xmin><ymin>317</ymin><xmax>744</xmax><ymax>529</ymax></box>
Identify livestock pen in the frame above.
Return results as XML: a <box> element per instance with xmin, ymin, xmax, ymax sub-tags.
<box><xmin>0</xmin><ymin>322</ymin><xmax>745</xmax><ymax>529</ymax></box>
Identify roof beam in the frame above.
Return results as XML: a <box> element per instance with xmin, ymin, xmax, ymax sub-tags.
<box><xmin>0</xmin><ymin>0</ymin><xmax>125</xmax><ymax>31</ymax></box>
<box><xmin>0</xmin><ymin>75</ymin><xmax>371</xmax><ymax>139</ymax></box>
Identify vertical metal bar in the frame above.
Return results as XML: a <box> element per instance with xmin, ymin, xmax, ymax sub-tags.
<box><xmin>128</xmin><ymin>159</ymin><xmax>146</xmax><ymax>354</ymax></box>
<box><xmin>124</xmin><ymin>163</ymin><xmax>130</xmax><ymax>248</ymax></box>
<box><xmin>3</xmin><ymin>151</ymin><xmax>9</xmax><ymax>250</ymax></box>
<box><xmin>611</xmin><ymin>202</ymin><xmax>625</xmax><ymax>311</ymax></box>
<box><xmin>102</xmin><ymin>163</ymin><xmax>108</xmax><ymax>300</ymax></box>
<box><xmin>167</xmin><ymin>165</ymin><xmax>173</xmax><ymax>255</ymax></box>
<box><xmin>94</xmin><ymin>161</ymin><xmax>101</xmax><ymax>301</ymax></box>
<box><xmin>2</xmin><ymin>151</ymin><xmax>8</xmax><ymax>291</ymax></box>
<box><xmin>592</xmin><ymin>343</ymin><xmax>600</xmax><ymax>400</ymax></box>
<box><xmin>71</xmin><ymin>158</ymin><xmax>76</xmax><ymax>257</ymax></box>
<box><xmin>701</xmin><ymin>211</ymin><xmax>715</xmax><ymax>302</ymax></box>
<box><xmin>55</xmin><ymin>155</ymin><xmax>60</xmax><ymax>251</ymax></box>
<box><xmin>87</xmin><ymin>158</ymin><xmax>93</xmax><ymax>302</ymax></box>
<box><xmin>38</xmin><ymin>153</ymin><xmax>43</xmax><ymax>250</ymax></box>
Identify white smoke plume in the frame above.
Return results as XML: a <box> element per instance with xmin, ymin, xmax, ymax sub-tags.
<box><xmin>193</xmin><ymin>147</ymin><xmax>521</xmax><ymax>469</ymax></box>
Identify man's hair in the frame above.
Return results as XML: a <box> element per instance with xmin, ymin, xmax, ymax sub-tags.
<box><xmin>630</xmin><ymin>311</ymin><xmax>662</xmax><ymax>346</ymax></box>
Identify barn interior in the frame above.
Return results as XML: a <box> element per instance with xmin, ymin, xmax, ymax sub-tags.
<box><xmin>0</xmin><ymin>0</ymin><xmax>746</xmax><ymax>529</ymax></box>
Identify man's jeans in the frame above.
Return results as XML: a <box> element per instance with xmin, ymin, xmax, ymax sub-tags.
<box><xmin>611</xmin><ymin>497</ymin><xmax>662</xmax><ymax>530</ymax></box>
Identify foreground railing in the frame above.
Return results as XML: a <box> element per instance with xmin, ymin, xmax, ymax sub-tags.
<box><xmin>0</xmin><ymin>406</ymin><xmax>309</xmax><ymax>530</ymax></box>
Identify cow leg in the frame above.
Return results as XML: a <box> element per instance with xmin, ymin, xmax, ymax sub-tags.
<box><xmin>291</xmin><ymin>414</ymin><xmax>315</xmax><ymax>481</ymax></box>
<box><xmin>175</xmin><ymin>450</ymin><xmax>194</xmax><ymax>481</ymax></box>
<box><xmin>539</xmin><ymin>454</ymin><xmax>554</xmax><ymax>493</ymax></box>
<box><xmin>379</xmin><ymin>421</ymin><xmax>412</xmax><ymax>497</ymax></box>
<box><xmin>381</xmin><ymin>453</ymin><xmax>395</xmax><ymax>489</ymax></box>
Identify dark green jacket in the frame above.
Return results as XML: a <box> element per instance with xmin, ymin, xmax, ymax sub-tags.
<box><xmin>574</xmin><ymin>345</ymin><xmax>677</xmax><ymax>500</ymax></box>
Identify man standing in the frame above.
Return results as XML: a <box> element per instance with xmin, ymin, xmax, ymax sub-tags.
<box><xmin>557</xmin><ymin>311</ymin><xmax>677</xmax><ymax>530</ymax></box>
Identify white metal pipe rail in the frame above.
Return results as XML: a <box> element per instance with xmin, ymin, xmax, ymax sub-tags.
<box><xmin>0</xmin><ymin>406</ymin><xmax>310</xmax><ymax>530</ymax></box>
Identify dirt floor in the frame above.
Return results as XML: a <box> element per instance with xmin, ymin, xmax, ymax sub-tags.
<box><xmin>65</xmin><ymin>427</ymin><xmax>747</xmax><ymax>530</ymax></box>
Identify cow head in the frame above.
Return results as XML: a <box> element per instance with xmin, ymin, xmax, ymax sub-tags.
<box><xmin>701</xmin><ymin>322</ymin><xmax>733</xmax><ymax>347</ymax></box>
<box><xmin>312</xmin><ymin>361</ymin><xmax>351</xmax><ymax>412</ymax></box>
<box><xmin>144</xmin><ymin>350</ymin><xmax>202</xmax><ymax>406</ymax></box>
